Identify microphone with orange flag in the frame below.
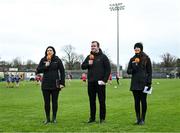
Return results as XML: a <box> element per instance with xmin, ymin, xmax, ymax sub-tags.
<box><xmin>47</xmin><ymin>54</ymin><xmax>52</xmax><ymax>61</ymax></box>
<box><xmin>89</xmin><ymin>54</ymin><xmax>94</xmax><ymax>60</ymax></box>
<box><xmin>89</xmin><ymin>54</ymin><xmax>94</xmax><ymax>65</ymax></box>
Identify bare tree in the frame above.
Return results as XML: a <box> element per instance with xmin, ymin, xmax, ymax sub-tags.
<box><xmin>26</xmin><ymin>59</ymin><xmax>37</xmax><ymax>70</ymax></box>
<box><xmin>12</xmin><ymin>57</ymin><xmax>22</xmax><ymax>68</ymax></box>
<box><xmin>176</xmin><ymin>58</ymin><xmax>180</xmax><ymax>73</ymax></box>
<box><xmin>62</xmin><ymin>45</ymin><xmax>82</xmax><ymax>70</ymax></box>
<box><xmin>177</xmin><ymin>58</ymin><xmax>180</xmax><ymax>66</ymax></box>
<box><xmin>78</xmin><ymin>54</ymin><xmax>85</xmax><ymax>64</ymax></box>
<box><xmin>160</xmin><ymin>53</ymin><xmax>177</xmax><ymax>67</ymax></box>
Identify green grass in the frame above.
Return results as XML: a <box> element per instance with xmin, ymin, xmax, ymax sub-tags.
<box><xmin>0</xmin><ymin>79</ymin><xmax>180</xmax><ymax>132</ymax></box>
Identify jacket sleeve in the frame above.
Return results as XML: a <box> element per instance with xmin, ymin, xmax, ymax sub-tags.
<box><xmin>81</xmin><ymin>56</ymin><xmax>90</xmax><ymax>70</ymax></box>
<box><xmin>58</xmin><ymin>59</ymin><xmax>65</xmax><ymax>86</ymax></box>
<box><xmin>145</xmin><ymin>57</ymin><xmax>152</xmax><ymax>86</ymax></box>
<box><xmin>36</xmin><ymin>58</ymin><xmax>49</xmax><ymax>74</ymax></box>
<box><xmin>127</xmin><ymin>59</ymin><xmax>133</xmax><ymax>74</ymax></box>
<box><xmin>103</xmin><ymin>55</ymin><xmax>111</xmax><ymax>83</ymax></box>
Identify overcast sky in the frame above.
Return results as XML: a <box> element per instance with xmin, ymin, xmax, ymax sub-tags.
<box><xmin>0</xmin><ymin>0</ymin><xmax>179</xmax><ymax>68</ymax></box>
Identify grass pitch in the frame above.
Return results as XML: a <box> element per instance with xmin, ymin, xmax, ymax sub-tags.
<box><xmin>0</xmin><ymin>79</ymin><xmax>180</xmax><ymax>132</ymax></box>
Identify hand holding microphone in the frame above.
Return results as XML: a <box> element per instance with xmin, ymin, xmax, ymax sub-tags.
<box><xmin>89</xmin><ymin>54</ymin><xmax>94</xmax><ymax>65</ymax></box>
<box><xmin>45</xmin><ymin>54</ymin><xmax>52</xmax><ymax>67</ymax></box>
<box><xmin>134</xmin><ymin>58</ymin><xmax>140</xmax><ymax>65</ymax></box>
<box><xmin>45</xmin><ymin>61</ymin><xmax>50</xmax><ymax>67</ymax></box>
<box><xmin>47</xmin><ymin>54</ymin><xmax>52</xmax><ymax>61</ymax></box>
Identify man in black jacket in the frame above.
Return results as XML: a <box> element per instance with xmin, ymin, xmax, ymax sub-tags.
<box><xmin>36</xmin><ymin>46</ymin><xmax>65</xmax><ymax>124</ymax></box>
<box><xmin>127</xmin><ymin>42</ymin><xmax>152</xmax><ymax>125</ymax></box>
<box><xmin>81</xmin><ymin>41</ymin><xmax>111</xmax><ymax>123</ymax></box>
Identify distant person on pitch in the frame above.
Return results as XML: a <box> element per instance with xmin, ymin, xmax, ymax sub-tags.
<box><xmin>127</xmin><ymin>42</ymin><xmax>152</xmax><ymax>125</ymax></box>
<box><xmin>81</xmin><ymin>41</ymin><xmax>111</xmax><ymax>123</ymax></box>
<box><xmin>116</xmin><ymin>72</ymin><xmax>120</xmax><ymax>85</ymax></box>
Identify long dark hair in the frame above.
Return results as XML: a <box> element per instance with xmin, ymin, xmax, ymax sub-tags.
<box><xmin>139</xmin><ymin>52</ymin><xmax>148</xmax><ymax>68</ymax></box>
<box><xmin>44</xmin><ymin>46</ymin><xmax>56</xmax><ymax>58</ymax></box>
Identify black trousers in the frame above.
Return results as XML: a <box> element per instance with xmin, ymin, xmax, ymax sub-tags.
<box><xmin>116</xmin><ymin>78</ymin><xmax>119</xmax><ymax>85</ymax></box>
<box><xmin>88</xmin><ymin>81</ymin><xmax>106</xmax><ymax>120</ymax></box>
<box><xmin>132</xmin><ymin>90</ymin><xmax>147</xmax><ymax>121</ymax></box>
<box><xmin>42</xmin><ymin>89</ymin><xmax>60</xmax><ymax>120</ymax></box>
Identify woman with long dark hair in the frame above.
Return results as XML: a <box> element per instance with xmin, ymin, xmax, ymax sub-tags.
<box><xmin>36</xmin><ymin>46</ymin><xmax>65</xmax><ymax>124</ymax></box>
<box><xmin>127</xmin><ymin>42</ymin><xmax>152</xmax><ymax>125</ymax></box>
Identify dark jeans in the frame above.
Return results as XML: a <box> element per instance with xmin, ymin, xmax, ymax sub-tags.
<box><xmin>88</xmin><ymin>81</ymin><xmax>106</xmax><ymax>120</ymax></box>
<box><xmin>42</xmin><ymin>89</ymin><xmax>60</xmax><ymax>121</ymax></box>
<box><xmin>132</xmin><ymin>90</ymin><xmax>147</xmax><ymax>121</ymax></box>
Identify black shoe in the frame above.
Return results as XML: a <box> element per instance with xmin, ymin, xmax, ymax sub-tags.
<box><xmin>52</xmin><ymin>119</ymin><xmax>57</xmax><ymax>123</ymax></box>
<box><xmin>138</xmin><ymin>120</ymin><xmax>145</xmax><ymax>125</ymax></box>
<box><xmin>87</xmin><ymin>119</ymin><xmax>95</xmax><ymax>123</ymax></box>
<box><xmin>100</xmin><ymin>119</ymin><xmax>105</xmax><ymax>123</ymax></box>
<box><xmin>134</xmin><ymin>119</ymin><xmax>141</xmax><ymax>125</ymax></box>
<box><xmin>43</xmin><ymin>120</ymin><xmax>50</xmax><ymax>125</ymax></box>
